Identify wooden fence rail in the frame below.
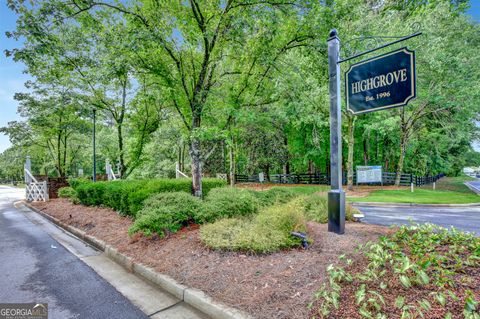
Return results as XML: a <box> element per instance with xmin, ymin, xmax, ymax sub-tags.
<box><xmin>235</xmin><ymin>172</ymin><xmax>445</xmax><ymax>186</ymax></box>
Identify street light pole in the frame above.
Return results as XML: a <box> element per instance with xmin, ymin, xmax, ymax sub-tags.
<box><xmin>93</xmin><ymin>108</ymin><xmax>97</xmax><ymax>182</ymax></box>
<box><xmin>327</xmin><ymin>29</ymin><xmax>345</xmax><ymax>234</ymax></box>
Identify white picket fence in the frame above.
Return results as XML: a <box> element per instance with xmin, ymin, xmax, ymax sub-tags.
<box><xmin>24</xmin><ymin>167</ymin><xmax>48</xmax><ymax>202</ymax></box>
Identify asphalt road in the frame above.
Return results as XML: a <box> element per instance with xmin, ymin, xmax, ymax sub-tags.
<box><xmin>355</xmin><ymin>204</ymin><xmax>480</xmax><ymax>235</ymax></box>
<box><xmin>465</xmin><ymin>180</ymin><xmax>480</xmax><ymax>194</ymax></box>
<box><xmin>0</xmin><ymin>186</ymin><xmax>149</xmax><ymax>319</ymax></box>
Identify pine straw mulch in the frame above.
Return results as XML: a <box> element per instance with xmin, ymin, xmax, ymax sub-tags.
<box><xmin>32</xmin><ymin>199</ymin><xmax>392</xmax><ymax>319</ymax></box>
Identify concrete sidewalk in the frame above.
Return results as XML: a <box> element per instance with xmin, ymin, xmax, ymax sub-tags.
<box><xmin>0</xmin><ymin>184</ymin><xmax>208</xmax><ymax>319</ymax></box>
<box><xmin>14</xmin><ymin>203</ymin><xmax>209</xmax><ymax>319</ymax></box>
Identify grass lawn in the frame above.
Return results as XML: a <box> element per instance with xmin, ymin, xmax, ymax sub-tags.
<box><xmin>349</xmin><ymin>176</ymin><xmax>480</xmax><ymax>204</ymax></box>
<box><xmin>274</xmin><ymin>185</ymin><xmax>329</xmax><ymax>195</ymax></box>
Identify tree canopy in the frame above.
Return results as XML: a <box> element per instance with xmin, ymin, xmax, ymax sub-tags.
<box><xmin>2</xmin><ymin>0</ymin><xmax>479</xmax><ymax>190</ymax></box>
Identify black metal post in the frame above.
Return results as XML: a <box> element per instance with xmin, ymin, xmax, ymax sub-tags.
<box><xmin>327</xmin><ymin>29</ymin><xmax>345</xmax><ymax>234</ymax></box>
<box><xmin>93</xmin><ymin>108</ymin><xmax>97</xmax><ymax>182</ymax></box>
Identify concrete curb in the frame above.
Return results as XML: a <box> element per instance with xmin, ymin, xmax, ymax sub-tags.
<box><xmin>18</xmin><ymin>201</ymin><xmax>252</xmax><ymax>319</ymax></box>
<box><xmin>350</xmin><ymin>201</ymin><xmax>480</xmax><ymax>207</ymax></box>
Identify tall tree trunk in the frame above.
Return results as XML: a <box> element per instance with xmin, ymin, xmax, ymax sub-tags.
<box><xmin>308</xmin><ymin>160</ymin><xmax>313</xmax><ymax>174</ymax></box>
<box><xmin>363</xmin><ymin>134</ymin><xmax>369</xmax><ymax>165</ymax></box>
<box><xmin>283</xmin><ymin>135</ymin><xmax>290</xmax><ymax>174</ymax></box>
<box><xmin>190</xmin><ymin>137</ymin><xmax>202</xmax><ymax>196</ymax></box>
<box><xmin>57</xmin><ymin>130</ymin><xmax>62</xmax><ymax>177</ymax></box>
<box><xmin>190</xmin><ymin>112</ymin><xmax>203</xmax><ymax>197</ymax></box>
<box><xmin>395</xmin><ymin>131</ymin><xmax>408</xmax><ymax>186</ymax></box>
<box><xmin>347</xmin><ymin>116</ymin><xmax>356</xmax><ymax>191</ymax></box>
<box><xmin>117</xmin><ymin>123</ymin><xmax>126</xmax><ymax>178</ymax></box>
<box><xmin>325</xmin><ymin>153</ymin><xmax>330</xmax><ymax>176</ymax></box>
<box><xmin>229</xmin><ymin>142</ymin><xmax>235</xmax><ymax>187</ymax></box>
<box><xmin>63</xmin><ymin>133</ymin><xmax>67</xmax><ymax>177</ymax></box>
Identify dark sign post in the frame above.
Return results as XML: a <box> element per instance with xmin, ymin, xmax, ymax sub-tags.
<box><xmin>326</xmin><ymin>30</ymin><xmax>419</xmax><ymax>235</ymax></box>
<box><xmin>327</xmin><ymin>29</ymin><xmax>345</xmax><ymax>234</ymax></box>
<box><xmin>346</xmin><ymin>48</ymin><xmax>416</xmax><ymax>115</ymax></box>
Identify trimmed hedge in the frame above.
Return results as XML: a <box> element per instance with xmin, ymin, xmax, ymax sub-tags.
<box><xmin>68</xmin><ymin>177</ymin><xmax>91</xmax><ymax>189</ymax></box>
<box><xmin>76</xmin><ymin>178</ymin><xmax>226</xmax><ymax>217</ymax></box>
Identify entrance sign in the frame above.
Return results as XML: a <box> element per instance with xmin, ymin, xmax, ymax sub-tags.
<box><xmin>346</xmin><ymin>48</ymin><xmax>416</xmax><ymax>115</ymax></box>
<box><xmin>357</xmin><ymin>166</ymin><xmax>382</xmax><ymax>184</ymax></box>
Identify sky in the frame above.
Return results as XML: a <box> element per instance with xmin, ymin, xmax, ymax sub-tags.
<box><xmin>0</xmin><ymin>1</ymin><xmax>479</xmax><ymax>153</ymax></box>
<box><xmin>0</xmin><ymin>2</ymin><xmax>31</xmax><ymax>153</ymax></box>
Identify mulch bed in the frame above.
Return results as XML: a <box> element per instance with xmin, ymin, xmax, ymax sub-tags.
<box><xmin>32</xmin><ymin>199</ymin><xmax>392</xmax><ymax>319</ymax></box>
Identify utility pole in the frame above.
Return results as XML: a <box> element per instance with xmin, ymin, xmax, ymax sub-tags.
<box><xmin>327</xmin><ymin>29</ymin><xmax>345</xmax><ymax>234</ymax></box>
<box><xmin>93</xmin><ymin>108</ymin><xmax>97</xmax><ymax>182</ymax></box>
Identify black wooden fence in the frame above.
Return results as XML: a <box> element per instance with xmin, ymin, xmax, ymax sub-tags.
<box><xmin>0</xmin><ymin>179</ymin><xmax>21</xmax><ymax>186</ymax></box>
<box><xmin>235</xmin><ymin>172</ymin><xmax>445</xmax><ymax>187</ymax></box>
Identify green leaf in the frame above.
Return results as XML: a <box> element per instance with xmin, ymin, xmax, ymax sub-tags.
<box><xmin>416</xmin><ymin>270</ymin><xmax>430</xmax><ymax>285</ymax></box>
<box><xmin>395</xmin><ymin>296</ymin><xmax>405</xmax><ymax>309</ymax></box>
<box><xmin>435</xmin><ymin>292</ymin><xmax>446</xmax><ymax>307</ymax></box>
<box><xmin>399</xmin><ymin>275</ymin><xmax>411</xmax><ymax>288</ymax></box>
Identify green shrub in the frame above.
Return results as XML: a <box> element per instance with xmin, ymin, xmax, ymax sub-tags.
<box><xmin>200</xmin><ymin>198</ymin><xmax>307</xmax><ymax>253</ymax></box>
<box><xmin>58</xmin><ymin>186</ymin><xmax>80</xmax><ymax>204</ymax></box>
<box><xmin>129</xmin><ymin>192</ymin><xmax>202</xmax><ymax>237</ymax></box>
<box><xmin>253</xmin><ymin>187</ymin><xmax>297</xmax><ymax>206</ymax></box>
<box><xmin>68</xmin><ymin>177</ymin><xmax>90</xmax><ymax>189</ymax></box>
<box><xmin>196</xmin><ymin>187</ymin><xmax>261</xmax><ymax>223</ymax></box>
<box><xmin>202</xmin><ymin>178</ymin><xmax>229</xmax><ymax>196</ymax></box>
<box><xmin>76</xmin><ymin>181</ymin><xmax>107</xmax><ymax>206</ymax></box>
<box><xmin>58</xmin><ymin>187</ymin><xmax>77</xmax><ymax>198</ymax></box>
<box><xmin>302</xmin><ymin>194</ymin><xmax>356</xmax><ymax>223</ymax></box>
<box><xmin>76</xmin><ymin>178</ymin><xmax>226</xmax><ymax>217</ymax></box>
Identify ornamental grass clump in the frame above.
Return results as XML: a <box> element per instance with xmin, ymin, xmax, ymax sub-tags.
<box><xmin>302</xmin><ymin>194</ymin><xmax>357</xmax><ymax>223</ymax></box>
<box><xmin>200</xmin><ymin>198</ymin><xmax>307</xmax><ymax>253</ymax></box>
<box><xmin>252</xmin><ymin>187</ymin><xmax>297</xmax><ymax>206</ymax></box>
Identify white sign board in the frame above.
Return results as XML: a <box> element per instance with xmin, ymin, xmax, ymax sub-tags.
<box><xmin>258</xmin><ymin>172</ymin><xmax>265</xmax><ymax>183</ymax></box>
<box><xmin>357</xmin><ymin>166</ymin><xmax>382</xmax><ymax>184</ymax></box>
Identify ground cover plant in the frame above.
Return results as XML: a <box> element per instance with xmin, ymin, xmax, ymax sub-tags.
<box><xmin>310</xmin><ymin>223</ymin><xmax>480</xmax><ymax>318</ymax></box>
